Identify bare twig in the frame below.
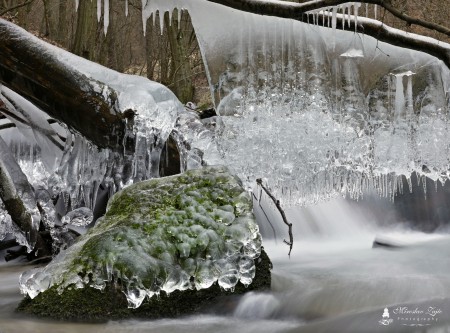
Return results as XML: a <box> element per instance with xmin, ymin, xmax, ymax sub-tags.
<box><xmin>252</xmin><ymin>191</ymin><xmax>277</xmax><ymax>240</ymax></box>
<box><xmin>0</xmin><ymin>0</ymin><xmax>35</xmax><ymax>17</ymax></box>
<box><xmin>256</xmin><ymin>178</ymin><xmax>293</xmax><ymax>256</ymax></box>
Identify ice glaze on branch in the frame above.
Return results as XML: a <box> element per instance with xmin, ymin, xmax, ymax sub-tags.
<box><xmin>270</xmin><ymin>0</ymin><xmax>450</xmax><ymax>38</ymax></box>
<box><xmin>206</xmin><ymin>0</ymin><xmax>450</xmax><ymax>68</ymax></box>
<box><xmin>0</xmin><ymin>19</ymin><xmax>128</xmax><ymax>149</ymax></box>
<box><xmin>0</xmin><ymin>136</ymin><xmax>50</xmax><ymax>258</ymax></box>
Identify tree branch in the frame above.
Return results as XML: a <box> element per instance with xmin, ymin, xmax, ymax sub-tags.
<box><xmin>275</xmin><ymin>0</ymin><xmax>450</xmax><ymax>38</ymax></box>
<box><xmin>0</xmin><ymin>158</ymin><xmax>37</xmax><ymax>250</ymax></box>
<box><xmin>0</xmin><ymin>0</ymin><xmax>35</xmax><ymax>17</ymax></box>
<box><xmin>256</xmin><ymin>178</ymin><xmax>293</xmax><ymax>256</ymax></box>
<box><xmin>206</xmin><ymin>0</ymin><xmax>450</xmax><ymax>68</ymax></box>
<box><xmin>0</xmin><ymin>96</ymin><xmax>65</xmax><ymax>150</ymax></box>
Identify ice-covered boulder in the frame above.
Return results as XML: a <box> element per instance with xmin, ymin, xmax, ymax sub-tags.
<box><xmin>18</xmin><ymin>166</ymin><xmax>271</xmax><ymax>320</ymax></box>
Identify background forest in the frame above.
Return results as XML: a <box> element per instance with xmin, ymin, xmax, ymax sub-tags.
<box><xmin>1</xmin><ymin>0</ymin><xmax>448</xmax><ymax>109</ymax></box>
<box><xmin>1</xmin><ymin>0</ymin><xmax>211</xmax><ymax>108</ymax></box>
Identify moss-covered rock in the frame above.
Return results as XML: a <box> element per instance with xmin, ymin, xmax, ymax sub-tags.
<box><xmin>17</xmin><ymin>249</ymin><xmax>271</xmax><ymax>321</ymax></box>
<box><xmin>18</xmin><ymin>166</ymin><xmax>271</xmax><ymax>320</ymax></box>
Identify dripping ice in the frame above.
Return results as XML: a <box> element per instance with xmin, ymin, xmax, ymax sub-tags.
<box><xmin>138</xmin><ymin>0</ymin><xmax>450</xmax><ymax>205</ymax></box>
<box><xmin>5</xmin><ymin>0</ymin><xmax>450</xmax><ymax>305</ymax></box>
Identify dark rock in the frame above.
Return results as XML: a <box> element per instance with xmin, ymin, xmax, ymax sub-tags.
<box><xmin>17</xmin><ymin>249</ymin><xmax>271</xmax><ymax>321</ymax></box>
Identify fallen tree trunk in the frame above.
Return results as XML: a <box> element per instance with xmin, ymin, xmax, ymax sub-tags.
<box><xmin>0</xmin><ymin>19</ymin><xmax>127</xmax><ymax>149</ymax></box>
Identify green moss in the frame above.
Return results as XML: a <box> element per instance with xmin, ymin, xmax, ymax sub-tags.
<box><xmin>19</xmin><ymin>166</ymin><xmax>268</xmax><ymax>317</ymax></box>
<box><xmin>17</xmin><ymin>249</ymin><xmax>272</xmax><ymax>321</ymax></box>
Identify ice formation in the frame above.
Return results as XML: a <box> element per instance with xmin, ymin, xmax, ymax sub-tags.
<box><xmin>0</xmin><ymin>0</ymin><xmax>448</xmax><ymax>310</ymax></box>
<box><xmin>19</xmin><ymin>166</ymin><xmax>261</xmax><ymax>308</ymax></box>
<box><xmin>2</xmin><ymin>0</ymin><xmax>450</xmax><ymax>251</ymax></box>
<box><xmin>139</xmin><ymin>0</ymin><xmax>450</xmax><ymax>205</ymax></box>
<box><xmin>0</xmin><ymin>19</ymin><xmax>185</xmax><ymax>251</ymax></box>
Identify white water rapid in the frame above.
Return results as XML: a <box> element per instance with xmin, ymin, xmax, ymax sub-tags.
<box><xmin>2</xmin><ymin>197</ymin><xmax>450</xmax><ymax>332</ymax></box>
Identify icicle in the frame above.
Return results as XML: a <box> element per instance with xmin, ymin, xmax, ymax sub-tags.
<box><xmin>141</xmin><ymin>0</ymin><xmax>148</xmax><ymax>35</ymax></box>
<box><xmin>75</xmin><ymin>0</ymin><xmax>79</xmax><ymax>11</ymax></box>
<box><xmin>394</xmin><ymin>74</ymin><xmax>405</xmax><ymax>122</ymax></box>
<box><xmin>342</xmin><ymin>5</ymin><xmax>347</xmax><ymax>30</ymax></box>
<box><xmin>178</xmin><ymin>8</ymin><xmax>182</xmax><ymax>30</ymax></box>
<box><xmin>332</xmin><ymin>6</ymin><xmax>337</xmax><ymax>49</ymax></box>
<box><xmin>168</xmin><ymin>8</ymin><xmax>173</xmax><ymax>26</ymax></box>
<box><xmin>365</xmin><ymin>3</ymin><xmax>368</xmax><ymax>17</ymax></box>
<box><xmin>125</xmin><ymin>0</ymin><xmax>129</xmax><ymax>17</ymax></box>
<box><xmin>103</xmin><ymin>0</ymin><xmax>110</xmax><ymax>35</ymax></box>
<box><xmin>406</xmin><ymin>74</ymin><xmax>413</xmax><ymax>117</ymax></box>
<box><xmin>97</xmin><ymin>0</ymin><xmax>101</xmax><ymax>22</ymax></box>
<box><xmin>160</xmin><ymin>10</ymin><xmax>165</xmax><ymax>34</ymax></box>
<box><xmin>397</xmin><ymin>175</ymin><xmax>404</xmax><ymax>195</ymax></box>
<box><xmin>354</xmin><ymin>3</ymin><xmax>360</xmax><ymax>32</ymax></box>
<box><xmin>347</xmin><ymin>4</ymin><xmax>351</xmax><ymax>28</ymax></box>
<box><xmin>374</xmin><ymin>4</ymin><xmax>378</xmax><ymax>20</ymax></box>
<box><xmin>327</xmin><ymin>8</ymin><xmax>331</xmax><ymax>27</ymax></box>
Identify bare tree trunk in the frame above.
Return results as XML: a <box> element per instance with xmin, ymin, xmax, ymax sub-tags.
<box><xmin>72</xmin><ymin>0</ymin><xmax>99</xmax><ymax>60</ymax></box>
<box><xmin>165</xmin><ymin>10</ymin><xmax>194</xmax><ymax>104</ymax></box>
<box><xmin>57</xmin><ymin>0</ymin><xmax>68</xmax><ymax>46</ymax></box>
<box><xmin>42</xmin><ymin>0</ymin><xmax>56</xmax><ymax>38</ymax></box>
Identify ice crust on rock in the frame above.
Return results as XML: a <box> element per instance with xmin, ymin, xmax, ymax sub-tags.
<box><xmin>19</xmin><ymin>166</ymin><xmax>262</xmax><ymax>309</ymax></box>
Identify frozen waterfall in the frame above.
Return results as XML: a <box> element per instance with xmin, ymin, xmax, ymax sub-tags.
<box><xmin>141</xmin><ymin>0</ymin><xmax>450</xmax><ymax>205</ymax></box>
<box><xmin>1</xmin><ymin>1</ymin><xmax>450</xmax><ymax>252</ymax></box>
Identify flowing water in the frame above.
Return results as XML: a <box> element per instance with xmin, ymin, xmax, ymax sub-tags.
<box><xmin>1</xmin><ymin>2</ymin><xmax>450</xmax><ymax>331</ymax></box>
<box><xmin>2</xmin><ymin>197</ymin><xmax>450</xmax><ymax>333</ymax></box>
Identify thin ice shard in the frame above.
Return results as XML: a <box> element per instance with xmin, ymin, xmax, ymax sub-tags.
<box><xmin>97</xmin><ymin>0</ymin><xmax>101</xmax><ymax>22</ymax></box>
<box><xmin>103</xmin><ymin>0</ymin><xmax>109</xmax><ymax>35</ymax></box>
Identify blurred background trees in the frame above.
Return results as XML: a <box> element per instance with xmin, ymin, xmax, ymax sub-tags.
<box><xmin>0</xmin><ymin>0</ymin><xmax>449</xmax><ymax>106</ymax></box>
<box><xmin>0</xmin><ymin>0</ymin><xmax>210</xmax><ymax>107</ymax></box>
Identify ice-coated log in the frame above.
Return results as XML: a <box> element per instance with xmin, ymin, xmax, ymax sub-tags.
<box><xmin>0</xmin><ymin>19</ymin><xmax>127</xmax><ymax>149</ymax></box>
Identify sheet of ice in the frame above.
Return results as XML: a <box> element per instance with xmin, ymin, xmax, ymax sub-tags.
<box><xmin>0</xmin><ymin>19</ymin><xmax>186</xmax><ymax>253</ymax></box>
<box><xmin>142</xmin><ymin>0</ymin><xmax>450</xmax><ymax>205</ymax></box>
<box><xmin>5</xmin><ymin>0</ymin><xmax>450</xmax><ymax>214</ymax></box>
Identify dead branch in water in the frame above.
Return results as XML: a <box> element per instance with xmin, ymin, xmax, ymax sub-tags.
<box><xmin>256</xmin><ymin>178</ymin><xmax>293</xmax><ymax>256</ymax></box>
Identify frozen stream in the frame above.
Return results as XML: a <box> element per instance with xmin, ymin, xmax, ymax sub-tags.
<box><xmin>1</xmin><ymin>198</ymin><xmax>450</xmax><ymax>333</ymax></box>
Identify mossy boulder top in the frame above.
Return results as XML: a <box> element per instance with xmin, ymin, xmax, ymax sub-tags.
<box><xmin>20</xmin><ymin>166</ymin><xmax>262</xmax><ymax>308</ymax></box>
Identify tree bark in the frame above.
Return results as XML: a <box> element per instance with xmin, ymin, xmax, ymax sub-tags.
<box><xmin>0</xmin><ymin>19</ymin><xmax>127</xmax><ymax>149</ymax></box>
<box><xmin>71</xmin><ymin>0</ymin><xmax>99</xmax><ymax>60</ymax></box>
<box><xmin>165</xmin><ymin>9</ymin><xmax>194</xmax><ymax>104</ymax></box>
<box><xmin>57</xmin><ymin>0</ymin><xmax>68</xmax><ymax>46</ymax></box>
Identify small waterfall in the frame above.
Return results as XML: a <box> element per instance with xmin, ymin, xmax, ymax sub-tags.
<box><xmin>141</xmin><ymin>0</ymin><xmax>450</xmax><ymax>207</ymax></box>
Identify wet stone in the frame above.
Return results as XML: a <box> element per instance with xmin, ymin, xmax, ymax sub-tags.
<box><xmin>17</xmin><ymin>166</ymin><xmax>271</xmax><ymax>320</ymax></box>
